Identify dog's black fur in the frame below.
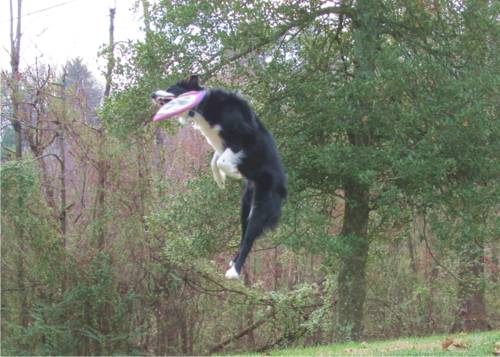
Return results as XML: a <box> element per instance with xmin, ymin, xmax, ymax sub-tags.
<box><xmin>153</xmin><ymin>76</ymin><xmax>286</xmax><ymax>276</ymax></box>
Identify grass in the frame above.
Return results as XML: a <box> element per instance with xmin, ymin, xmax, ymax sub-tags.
<box><xmin>244</xmin><ymin>330</ymin><xmax>500</xmax><ymax>356</ymax></box>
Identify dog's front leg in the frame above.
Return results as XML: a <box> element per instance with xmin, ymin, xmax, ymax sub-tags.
<box><xmin>217</xmin><ymin>148</ymin><xmax>243</xmax><ymax>180</ymax></box>
<box><xmin>211</xmin><ymin>152</ymin><xmax>226</xmax><ymax>189</ymax></box>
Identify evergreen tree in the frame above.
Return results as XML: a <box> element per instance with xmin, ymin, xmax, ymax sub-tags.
<box><xmin>123</xmin><ymin>0</ymin><xmax>498</xmax><ymax>340</ymax></box>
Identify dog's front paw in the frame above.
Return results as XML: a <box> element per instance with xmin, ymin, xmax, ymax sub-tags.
<box><xmin>225</xmin><ymin>265</ymin><xmax>240</xmax><ymax>279</ymax></box>
<box><xmin>211</xmin><ymin>153</ymin><xmax>226</xmax><ymax>189</ymax></box>
<box><xmin>214</xmin><ymin>170</ymin><xmax>226</xmax><ymax>189</ymax></box>
<box><xmin>217</xmin><ymin>161</ymin><xmax>242</xmax><ymax>180</ymax></box>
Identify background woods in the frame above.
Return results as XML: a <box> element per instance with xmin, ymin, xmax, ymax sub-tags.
<box><xmin>1</xmin><ymin>0</ymin><xmax>499</xmax><ymax>355</ymax></box>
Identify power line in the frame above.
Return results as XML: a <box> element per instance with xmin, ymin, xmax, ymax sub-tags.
<box><xmin>21</xmin><ymin>0</ymin><xmax>80</xmax><ymax>18</ymax></box>
<box><xmin>1</xmin><ymin>0</ymin><xmax>82</xmax><ymax>25</ymax></box>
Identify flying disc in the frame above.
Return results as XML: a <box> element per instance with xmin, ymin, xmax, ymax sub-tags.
<box><xmin>153</xmin><ymin>90</ymin><xmax>206</xmax><ymax>121</ymax></box>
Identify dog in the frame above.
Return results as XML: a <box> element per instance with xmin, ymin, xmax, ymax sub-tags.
<box><xmin>151</xmin><ymin>75</ymin><xmax>287</xmax><ymax>279</ymax></box>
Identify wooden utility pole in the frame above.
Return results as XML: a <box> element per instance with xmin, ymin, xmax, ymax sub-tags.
<box><xmin>9</xmin><ymin>0</ymin><xmax>29</xmax><ymax>330</ymax></box>
<box><xmin>94</xmin><ymin>7</ymin><xmax>115</xmax><ymax>250</ymax></box>
<box><xmin>103</xmin><ymin>8</ymin><xmax>115</xmax><ymax>98</ymax></box>
<box><xmin>9</xmin><ymin>0</ymin><xmax>22</xmax><ymax>159</ymax></box>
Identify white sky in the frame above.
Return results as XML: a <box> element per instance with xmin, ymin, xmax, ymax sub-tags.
<box><xmin>0</xmin><ymin>0</ymin><xmax>143</xmax><ymax>81</ymax></box>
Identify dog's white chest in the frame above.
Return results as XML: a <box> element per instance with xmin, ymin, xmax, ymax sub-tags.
<box><xmin>181</xmin><ymin>111</ymin><xmax>224</xmax><ymax>153</ymax></box>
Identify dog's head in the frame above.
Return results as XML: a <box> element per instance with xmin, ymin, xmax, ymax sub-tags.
<box><xmin>151</xmin><ymin>75</ymin><xmax>203</xmax><ymax>106</ymax></box>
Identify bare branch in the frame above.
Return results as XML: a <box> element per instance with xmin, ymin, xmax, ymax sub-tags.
<box><xmin>209</xmin><ymin>312</ymin><xmax>273</xmax><ymax>353</ymax></box>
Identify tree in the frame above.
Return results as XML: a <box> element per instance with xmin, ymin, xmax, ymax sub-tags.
<box><xmin>121</xmin><ymin>0</ymin><xmax>499</xmax><ymax>341</ymax></box>
<box><xmin>64</xmin><ymin>57</ymin><xmax>103</xmax><ymax>125</ymax></box>
<box><xmin>445</xmin><ymin>0</ymin><xmax>498</xmax><ymax>332</ymax></box>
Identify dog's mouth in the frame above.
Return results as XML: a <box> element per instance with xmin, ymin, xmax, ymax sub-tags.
<box><xmin>151</xmin><ymin>90</ymin><xmax>176</xmax><ymax>106</ymax></box>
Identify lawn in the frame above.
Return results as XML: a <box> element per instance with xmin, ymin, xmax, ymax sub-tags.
<box><xmin>253</xmin><ymin>330</ymin><xmax>500</xmax><ymax>356</ymax></box>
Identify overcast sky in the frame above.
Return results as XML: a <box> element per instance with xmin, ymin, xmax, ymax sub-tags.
<box><xmin>0</xmin><ymin>0</ymin><xmax>143</xmax><ymax>80</ymax></box>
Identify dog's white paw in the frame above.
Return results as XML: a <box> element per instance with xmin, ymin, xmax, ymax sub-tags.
<box><xmin>216</xmin><ymin>149</ymin><xmax>244</xmax><ymax>179</ymax></box>
<box><xmin>213</xmin><ymin>174</ymin><xmax>225</xmax><ymax>189</ymax></box>
<box><xmin>218</xmin><ymin>164</ymin><xmax>242</xmax><ymax>180</ymax></box>
<box><xmin>225</xmin><ymin>265</ymin><xmax>240</xmax><ymax>279</ymax></box>
<box><xmin>211</xmin><ymin>154</ymin><xmax>226</xmax><ymax>189</ymax></box>
<box><xmin>215</xmin><ymin>171</ymin><xmax>226</xmax><ymax>189</ymax></box>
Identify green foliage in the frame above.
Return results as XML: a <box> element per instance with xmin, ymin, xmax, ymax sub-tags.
<box><xmin>100</xmin><ymin>85</ymin><xmax>156</xmax><ymax>137</ymax></box>
<box><xmin>2</xmin><ymin>255</ymin><xmax>141</xmax><ymax>355</ymax></box>
<box><xmin>0</xmin><ymin>124</ymin><xmax>16</xmax><ymax>160</ymax></box>
<box><xmin>1</xmin><ymin>159</ymin><xmax>38</xmax><ymax>206</ymax></box>
<box><xmin>2</xmin><ymin>0</ymin><xmax>499</xmax><ymax>354</ymax></box>
<box><xmin>1</xmin><ymin>160</ymin><xmax>63</xmax><ymax>279</ymax></box>
<box><xmin>147</xmin><ymin>174</ymin><xmax>241</xmax><ymax>263</ymax></box>
<box><xmin>1</xmin><ymin>160</ymin><xmax>141</xmax><ymax>355</ymax></box>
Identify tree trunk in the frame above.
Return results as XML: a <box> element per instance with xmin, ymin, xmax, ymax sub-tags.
<box><xmin>451</xmin><ymin>242</ymin><xmax>490</xmax><ymax>332</ymax></box>
<box><xmin>450</xmin><ymin>0</ymin><xmax>490</xmax><ymax>334</ymax></box>
<box><xmin>59</xmin><ymin>71</ymin><xmax>67</xmax><ymax>240</ymax></box>
<box><xmin>336</xmin><ymin>179</ymin><xmax>370</xmax><ymax>341</ymax></box>
<box><xmin>334</xmin><ymin>0</ymin><xmax>379</xmax><ymax>341</ymax></box>
<box><xmin>57</xmin><ymin>71</ymin><xmax>69</xmax><ymax>295</ymax></box>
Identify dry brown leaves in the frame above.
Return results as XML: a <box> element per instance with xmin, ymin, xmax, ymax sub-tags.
<box><xmin>493</xmin><ymin>341</ymin><xmax>500</xmax><ymax>355</ymax></box>
<box><xmin>441</xmin><ymin>336</ymin><xmax>468</xmax><ymax>351</ymax></box>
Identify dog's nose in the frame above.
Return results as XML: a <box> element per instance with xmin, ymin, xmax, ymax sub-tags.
<box><xmin>151</xmin><ymin>92</ymin><xmax>157</xmax><ymax>99</ymax></box>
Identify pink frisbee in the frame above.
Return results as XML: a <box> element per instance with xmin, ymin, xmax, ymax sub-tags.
<box><xmin>153</xmin><ymin>90</ymin><xmax>206</xmax><ymax>121</ymax></box>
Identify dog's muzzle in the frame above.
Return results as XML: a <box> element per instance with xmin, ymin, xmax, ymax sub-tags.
<box><xmin>151</xmin><ymin>90</ymin><xmax>176</xmax><ymax>106</ymax></box>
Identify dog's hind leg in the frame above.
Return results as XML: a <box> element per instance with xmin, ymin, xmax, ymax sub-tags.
<box><xmin>229</xmin><ymin>181</ymin><xmax>254</xmax><ymax>268</ymax></box>
<box><xmin>225</xmin><ymin>185</ymin><xmax>281</xmax><ymax>279</ymax></box>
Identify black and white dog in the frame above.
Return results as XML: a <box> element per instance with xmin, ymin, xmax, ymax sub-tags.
<box><xmin>152</xmin><ymin>75</ymin><xmax>287</xmax><ymax>279</ymax></box>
